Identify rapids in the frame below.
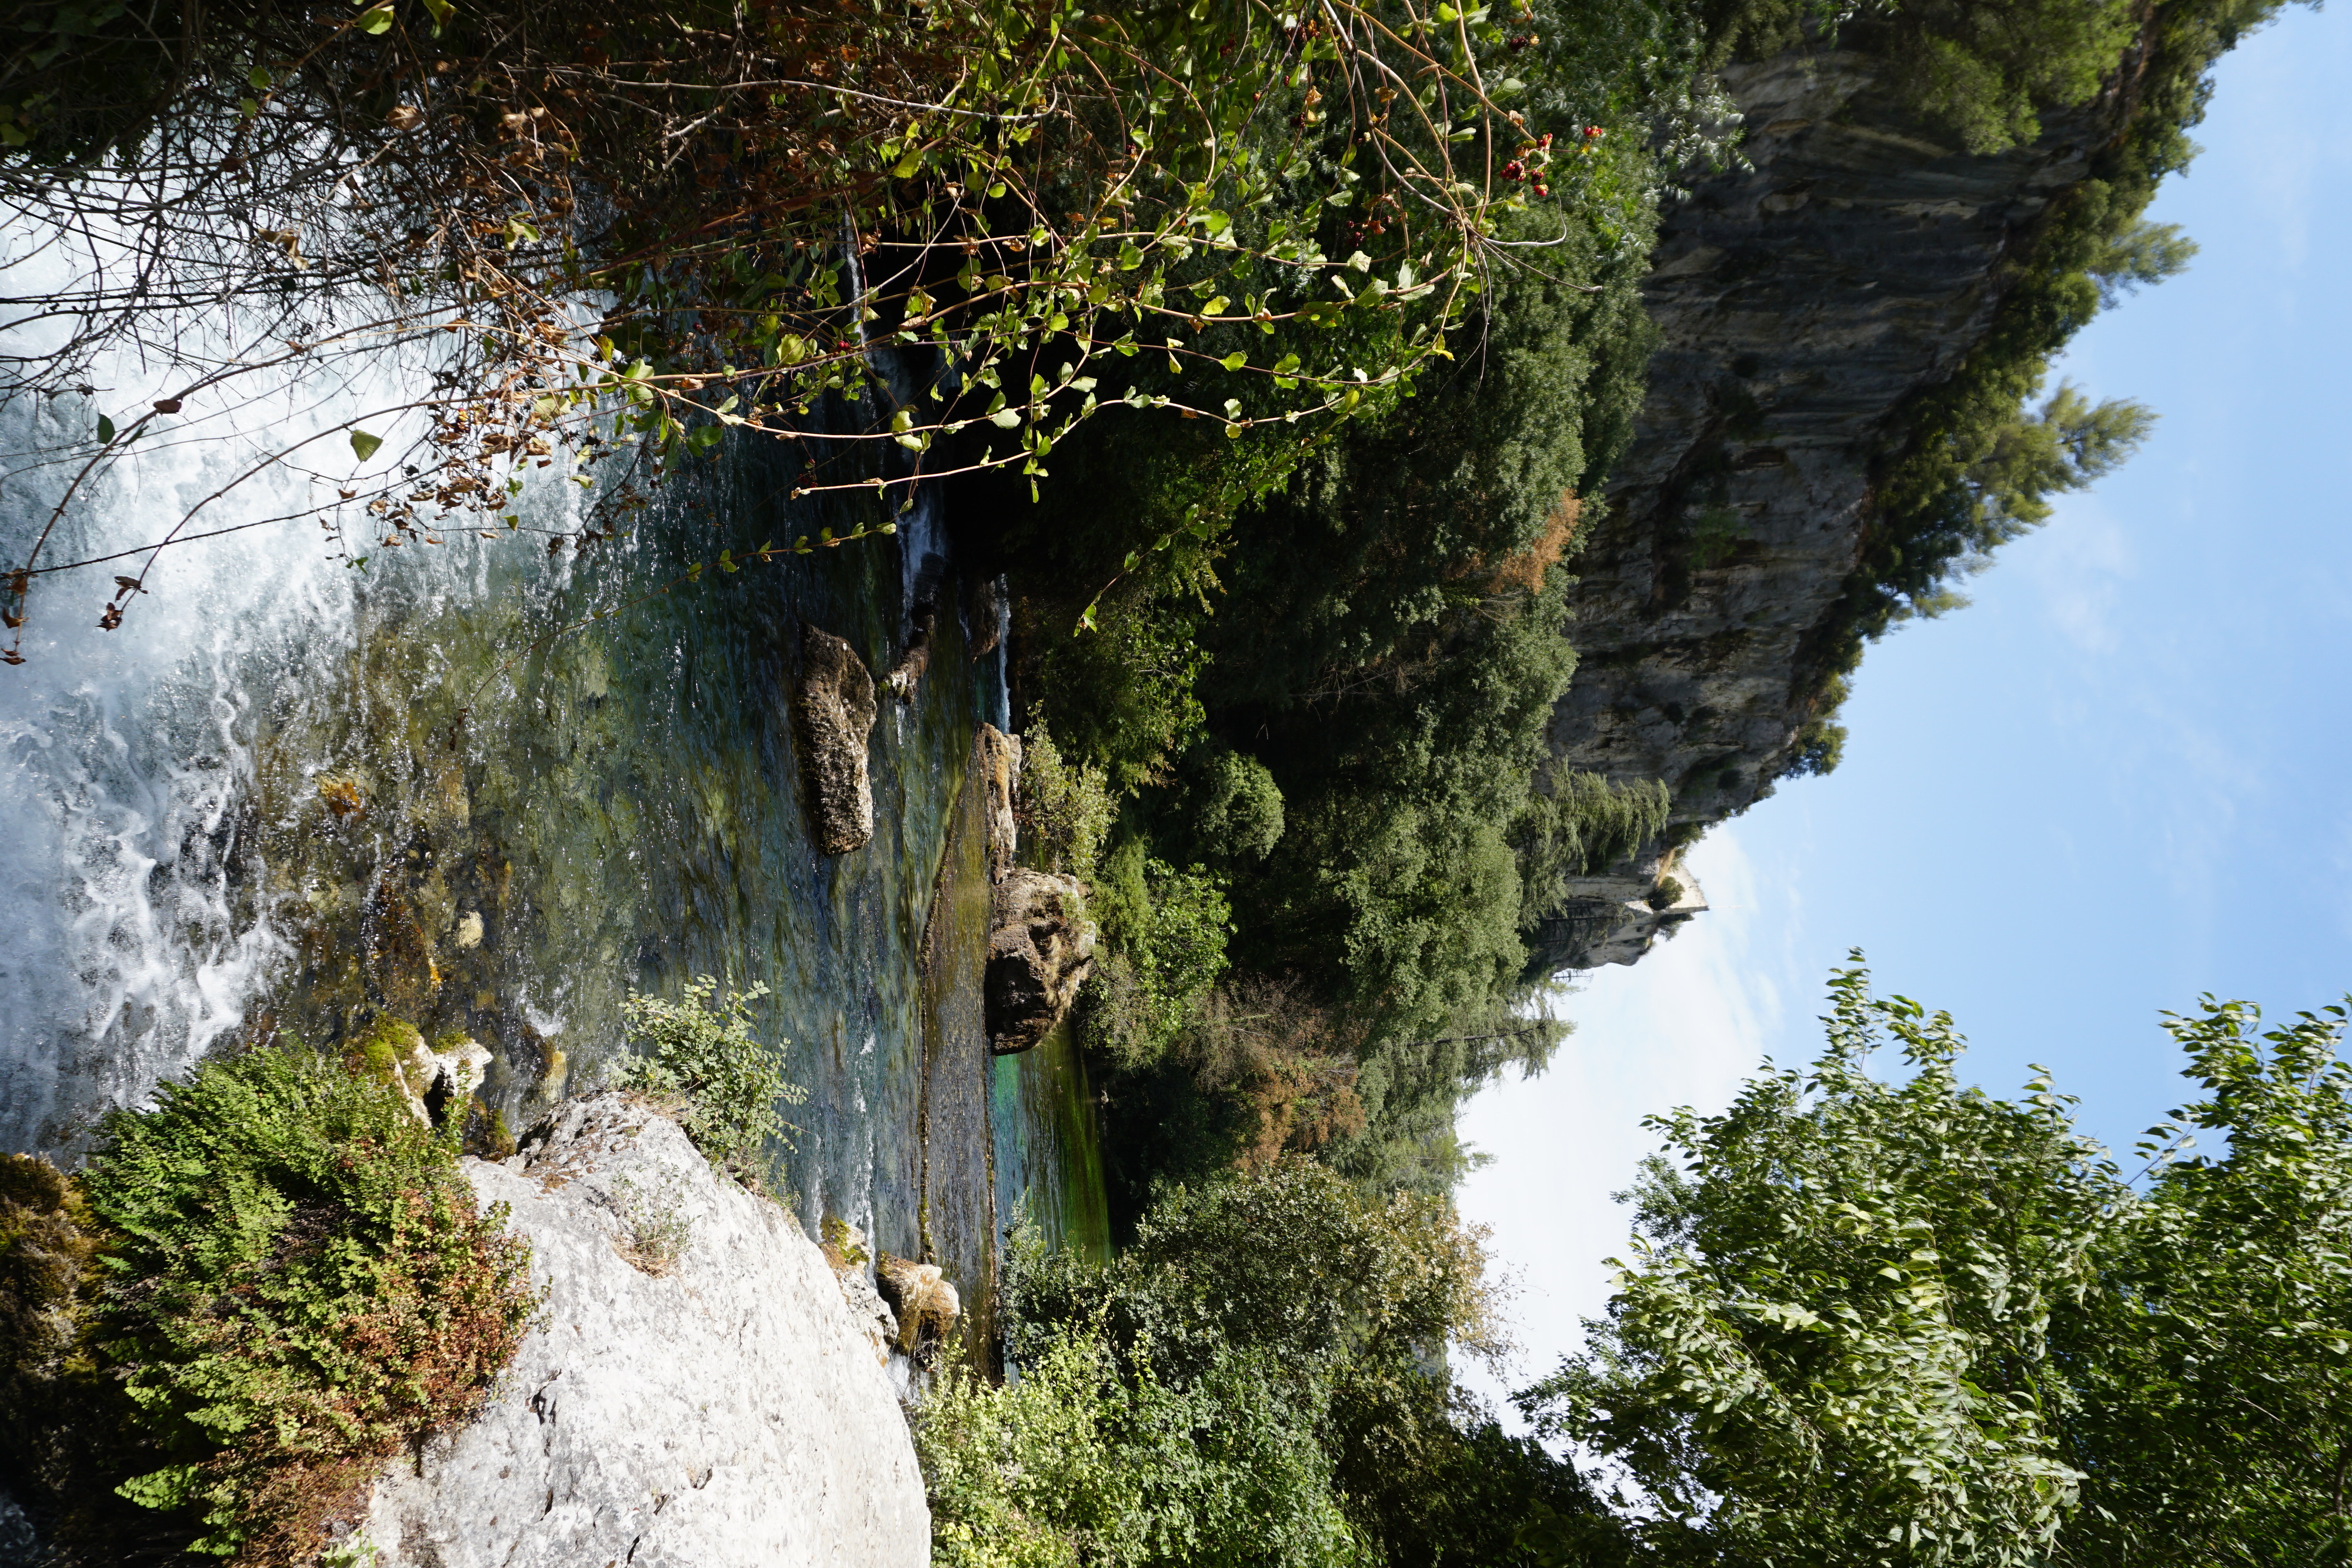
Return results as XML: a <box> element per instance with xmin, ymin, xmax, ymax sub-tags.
<box><xmin>0</xmin><ymin>307</ymin><xmax>1107</xmax><ymax>1348</ymax></box>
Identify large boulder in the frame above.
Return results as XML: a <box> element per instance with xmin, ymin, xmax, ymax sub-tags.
<box><xmin>796</xmin><ymin>625</ymin><xmax>878</xmax><ymax>855</ymax></box>
<box><xmin>356</xmin><ymin>1092</ymin><xmax>928</xmax><ymax>1568</ymax></box>
<box><xmin>983</xmin><ymin>869</ymin><xmax>1095</xmax><ymax>1054</ymax></box>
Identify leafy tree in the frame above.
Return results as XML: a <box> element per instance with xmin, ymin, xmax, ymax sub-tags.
<box><xmin>1525</xmin><ymin>964</ymin><xmax>2107</xmax><ymax>1566</ymax></box>
<box><xmin>1521</xmin><ymin>966</ymin><xmax>2352</xmax><ymax>1566</ymax></box>
<box><xmin>2055</xmin><ymin>999</ymin><xmax>2352</xmax><ymax>1564</ymax></box>
<box><xmin>2087</xmin><ymin>218</ymin><xmax>2200</xmax><ymax>306</ymax></box>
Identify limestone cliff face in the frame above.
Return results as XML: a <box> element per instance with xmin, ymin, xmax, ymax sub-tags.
<box><xmin>1529</xmin><ymin>45</ymin><xmax>2109</xmax><ymax>974</ymax></box>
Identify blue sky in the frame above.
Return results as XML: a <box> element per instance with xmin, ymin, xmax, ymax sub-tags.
<box><xmin>1458</xmin><ymin>1</ymin><xmax>2352</xmax><ymax>1406</ymax></box>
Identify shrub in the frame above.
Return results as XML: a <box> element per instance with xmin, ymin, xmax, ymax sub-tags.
<box><xmin>983</xmin><ymin>1164</ymin><xmax>1519</xmax><ymax>1566</ymax></box>
<box><xmin>1186</xmin><ymin>749</ymin><xmax>1288</xmax><ymax>867</ymax></box>
<box><xmin>619</xmin><ymin>976</ymin><xmax>806</xmax><ymax>1184</ymax></box>
<box><xmin>1017</xmin><ymin>723</ymin><xmax>1116</xmax><ymax>882</ymax></box>
<box><xmin>1081</xmin><ymin>855</ymin><xmax>1232</xmax><ymax>1071</ymax></box>
<box><xmin>39</xmin><ymin>1044</ymin><xmax>537</xmax><ymax>1564</ymax></box>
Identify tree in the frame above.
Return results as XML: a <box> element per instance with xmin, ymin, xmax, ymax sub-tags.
<box><xmin>921</xmin><ymin>1161</ymin><xmax>1552</xmax><ymax>1567</ymax></box>
<box><xmin>1519</xmin><ymin>964</ymin><xmax>2352</xmax><ymax>1566</ymax></box>
<box><xmin>2056</xmin><ymin>999</ymin><xmax>2352</xmax><ymax>1565</ymax></box>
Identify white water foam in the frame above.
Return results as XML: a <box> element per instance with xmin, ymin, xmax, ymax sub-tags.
<box><xmin>0</xmin><ymin>237</ymin><xmax>514</xmax><ymax>1149</ymax></box>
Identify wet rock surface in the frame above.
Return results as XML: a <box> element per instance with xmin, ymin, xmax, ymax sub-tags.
<box><xmin>797</xmin><ymin>624</ymin><xmax>879</xmax><ymax>855</ymax></box>
<box><xmin>359</xmin><ymin>1092</ymin><xmax>927</xmax><ymax>1568</ymax></box>
<box><xmin>876</xmin><ymin>1253</ymin><xmax>964</xmax><ymax>1359</ymax></box>
<box><xmin>977</xmin><ymin>723</ymin><xmax>1022</xmax><ymax>885</ymax></box>
<box><xmin>984</xmin><ymin>870</ymin><xmax>1096</xmax><ymax>1054</ymax></box>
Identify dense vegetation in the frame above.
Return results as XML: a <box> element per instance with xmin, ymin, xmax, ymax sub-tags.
<box><xmin>978</xmin><ymin>0</ymin><xmax>2293</xmax><ymax>1221</ymax></box>
<box><xmin>3</xmin><ymin>0</ymin><xmax>2324</xmax><ymax>1561</ymax></box>
<box><xmin>0</xmin><ymin>1045</ymin><xmax>534</xmax><ymax>1566</ymax></box>
<box><xmin>918</xmin><ymin>1162</ymin><xmax>1588</xmax><ymax>1567</ymax></box>
<box><xmin>924</xmin><ymin>969</ymin><xmax>2352</xmax><ymax>1566</ymax></box>
<box><xmin>1521</xmin><ymin>967</ymin><xmax>2352</xmax><ymax>1566</ymax></box>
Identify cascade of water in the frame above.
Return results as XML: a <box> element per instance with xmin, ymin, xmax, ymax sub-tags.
<box><xmin>0</xmin><ymin>242</ymin><xmax>1107</xmax><ymax>1309</ymax></box>
<box><xmin>0</xmin><ymin>261</ymin><xmax>463</xmax><ymax>1146</ymax></box>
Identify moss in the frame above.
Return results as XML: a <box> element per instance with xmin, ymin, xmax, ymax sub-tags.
<box><xmin>821</xmin><ymin>1215</ymin><xmax>871</xmax><ymax>1270</ymax></box>
<box><xmin>348</xmin><ymin>1015</ymin><xmax>427</xmax><ymax>1096</ymax></box>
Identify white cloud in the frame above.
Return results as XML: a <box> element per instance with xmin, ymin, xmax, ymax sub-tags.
<box><xmin>1454</xmin><ymin>827</ymin><xmax>1801</xmax><ymax>1419</ymax></box>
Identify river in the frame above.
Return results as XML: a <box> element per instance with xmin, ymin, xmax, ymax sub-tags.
<box><xmin>0</xmin><ymin>323</ymin><xmax>1107</xmax><ymax>1355</ymax></box>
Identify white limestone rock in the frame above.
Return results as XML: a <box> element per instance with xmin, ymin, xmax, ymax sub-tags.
<box><xmin>357</xmin><ymin>1092</ymin><xmax>928</xmax><ymax>1568</ymax></box>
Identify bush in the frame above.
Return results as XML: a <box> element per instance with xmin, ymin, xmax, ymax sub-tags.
<box><xmin>618</xmin><ymin>976</ymin><xmax>806</xmax><ymax>1184</ymax></box>
<box><xmin>0</xmin><ymin>1045</ymin><xmax>538</xmax><ymax>1565</ymax></box>
<box><xmin>1081</xmin><ymin>853</ymin><xmax>1232</xmax><ymax>1071</ymax></box>
<box><xmin>954</xmin><ymin>1164</ymin><xmax>1539</xmax><ymax>1567</ymax></box>
<box><xmin>1017</xmin><ymin>723</ymin><xmax>1116</xmax><ymax>882</ymax></box>
<box><xmin>1189</xmin><ymin>750</ymin><xmax>1288</xmax><ymax>866</ymax></box>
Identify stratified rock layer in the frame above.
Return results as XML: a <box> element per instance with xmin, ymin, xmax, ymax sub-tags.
<box><xmin>359</xmin><ymin>1092</ymin><xmax>928</xmax><ymax>1568</ymax></box>
<box><xmin>797</xmin><ymin>624</ymin><xmax>879</xmax><ymax>855</ymax></box>
<box><xmin>1532</xmin><ymin>44</ymin><xmax>2113</xmax><ymax>972</ymax></box>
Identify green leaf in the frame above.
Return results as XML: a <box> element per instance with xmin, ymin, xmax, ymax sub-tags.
<box><xmin>349</xmin><ymin>429</ymin><xmax>383</xmax><ymax>462</ymax></box>
<box><xmin>96</xmin><ymin>414</ymin><xmax>115</xmax><ymax>443</ymax></box>
<box><xmin>116</xmin><ymin>1465</ymin><xmax>201</xmax><ymax>1512</ymax></box>
<box><xmin>247</xmin><ymin>65</ymin><xmax>271</xmax><ymax>92</ymax></box>
<box><xmin>420</xmin><ymin>0</ymin><xmax>453</xmax><ymax>30</ymax></box>
<box><xmin>355</xmin><ymin>2</ymin><xmax>395</xmax><ymax>34</ymax></box>
<box><xmin>1219</xmin><ymin>352</ymin><xmax>1246</xmax><ymax>372</ymax></box>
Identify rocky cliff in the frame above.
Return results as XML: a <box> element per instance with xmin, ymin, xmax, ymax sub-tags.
<box><xmin>1529</xmin><ymin>44</ymin><xmax>2112</xmax><ymax>974</ymax></box>
<box><xmin>357</xmin><ymin>1092</ymin><xmax>928</xmax><ymax>1568</ymax></box>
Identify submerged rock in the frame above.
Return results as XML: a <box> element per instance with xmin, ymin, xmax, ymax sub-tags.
<box><xmin>359</xmin><ymin>1092</ymin><xmax>927</xmax><ymax>1568</ymax></box>
<box><xmin>796</xmin><ymin>624</ymin><xmax>878</xmax><ymax>855</ymax></box>
<box><xmin>983</xmin><ymin>869</ymin><xmax>1095</xmax><ymax>1054</ymax></box>
<box><xmin>886</xmin><ymin>603</ymin><xmax>935</xmax><ymax>705</ymax></box>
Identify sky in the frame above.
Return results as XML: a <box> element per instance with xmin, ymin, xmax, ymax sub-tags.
<box><xmin>1457</xmin><ymin>1</ymin><xmax>2352</xmax><ymax>1414</ymax></box>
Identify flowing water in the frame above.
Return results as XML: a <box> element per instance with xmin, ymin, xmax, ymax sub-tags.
<box><xmin>0</xmin><ymin>316</ymin><xmax>1108</xmax><ymax>1335</ymax></box>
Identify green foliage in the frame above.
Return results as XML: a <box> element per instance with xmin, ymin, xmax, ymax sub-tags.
<box><xmin>1516</xmin><ymin>772</ymin><xmax>1676</xmax><ymax>926</ymax></box>
<box><xmin>1185</xmin><ymin>748</ymin><xmax>1288</xmax><ymax>867</ymax></box>
<box><xmin>922</xmin><ymin>1163</ymin><xmax>1536</xmax><ymax>1567</ymax></box>
<box><xmin>920</xmin><ymin>1326</ymin><xmax>1360</xmax><ymax>1568</ymax></box>
<box><xmin>1018</xmin><ymin>723</ymin><xmax>1117</xmax><ymax>881</ymax></box>
<box><xmin>618</xmin><ymin>975</ymin><xmax>805</xmax><ymax>1182</ymax></box>
<box><xmin>1880</xmin><ymin>0</ymin><xmax>2143</xmax><ymax>155</ymax></box>
<box><xmin>1528</xmin><ymin>962</ymin><xmax>2107</xmax><ymax>1565</ymax></box>
<box><xmin>61</xmin><ymin>1044</ymin><xmax>534</xmax><ymax>1564</ymax></box>
<box><xmin>0</xmin><ymin>0</ymin><xmax>1590</xmax><ymax>662</ymax></box>
<box><xmin>1522</xmin><ymin>967</ymin><xmax>2352</xmax><ymax>1566</ymax></box>
<box><xmin>1082</xmin><ymin>852</ymin><xmax>1233</xmax><ymax>1071</ymax></box>
<box><xmin>2086</xmin><ymin>218</ymin><xmax>2200</xmax><ymax>306</ymax></box>
<box><xmin>2054</xmin><ymin>999</ymin><xmax>2352</xmax><ymax>1564</ymax></box>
